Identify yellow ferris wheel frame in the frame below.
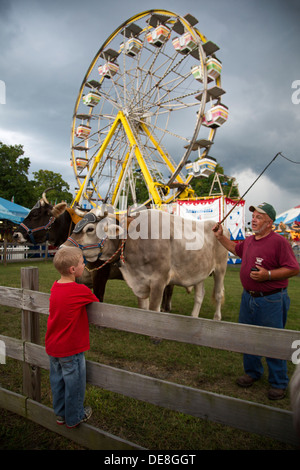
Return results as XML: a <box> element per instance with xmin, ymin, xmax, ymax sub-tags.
<box><xmin>73</xmin><ymin>110</ymin><xmax>193</xmax><ymax>206</ymax></box>
<box><xmin>71</xmin><ymin>10</ymin><xmax>223</xmax><ymax>208</ymax></box>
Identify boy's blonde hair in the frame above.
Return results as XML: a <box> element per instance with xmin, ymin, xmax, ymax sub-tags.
<box><xmin>53</xmin><ymin>246</ymin><xmax>83</xmax><ymax>275</ymax></box>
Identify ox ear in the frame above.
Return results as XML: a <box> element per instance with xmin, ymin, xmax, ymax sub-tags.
<box><xmin>104</xmin><ymin>223</ymin><xmax>124</xmax><ymax>239</ymax></box>
<box><xmin>51</xmin><ymin>202</ymin><xmax>68</xmax><ymax>218</ymax></box>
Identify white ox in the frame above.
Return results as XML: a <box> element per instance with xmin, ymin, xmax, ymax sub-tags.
<box><xmin>65</xmin><ymin>209</ymin><xmax>229</xmax><ymax>320</ymax></box>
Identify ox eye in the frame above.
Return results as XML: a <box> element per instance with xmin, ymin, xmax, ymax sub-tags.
<box><xmin>86</xmin><ymin>226</ymin><xmax>95</xmax><ymax>233</ymax></box>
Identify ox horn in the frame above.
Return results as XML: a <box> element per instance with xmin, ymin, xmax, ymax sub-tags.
<box><xmin>74</xmin><ymin>207</ymin><xmax>88</xmax><ymax>217</ymax></box>
<box><xmin>42</xmin><ymin>187</ymin><xmax>54</xmax><ymax>205</ymax></box>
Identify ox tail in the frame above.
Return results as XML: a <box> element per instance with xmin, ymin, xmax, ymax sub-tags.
<box><xmin>290</xmin><ymin>364</ymin><xmax>300</xmax><ymax>438</ymax></box>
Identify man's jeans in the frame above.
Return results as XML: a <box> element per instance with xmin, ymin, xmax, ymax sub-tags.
<box><xmin>49</xmin><ymin>352</ymin><xmax>86</xmax><ymax>427</ymax></box>
<box><xmin>239</xmin><ymin>289</ymin><xmax>290</xmax><ymax>389</ymax></box>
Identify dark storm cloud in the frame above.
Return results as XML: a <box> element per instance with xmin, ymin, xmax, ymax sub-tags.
<box><xmin>0</xmin><ymin>0</ymin><xmax>299</xmax><ymax>212</ymax></box>
<box><xmin>204</xmin><ymin>0</ymin><xmax>300</xmax><ymax>202</ymax></box>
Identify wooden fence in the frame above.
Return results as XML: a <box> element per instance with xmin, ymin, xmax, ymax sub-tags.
<box><xmin>0</xmin><ymin>266</ymin><xmax>300</xmax><ymax>449</ymax></box>
<box><xmin>0</xmin><ymin>241</ymin><xmax>56</xmax><ymax>265</ymax></box>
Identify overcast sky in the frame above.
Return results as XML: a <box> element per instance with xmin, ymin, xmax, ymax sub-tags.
<box><xmin>0</xmin><ymin>0</ymin><xmax>299</xmax><ymax>219</ymax></box>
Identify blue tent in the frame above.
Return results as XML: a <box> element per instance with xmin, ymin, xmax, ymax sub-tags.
<box><xmin>0</xmin><ymin>197</ymin><xmax>30</xmax><ymax>224</ymax></box>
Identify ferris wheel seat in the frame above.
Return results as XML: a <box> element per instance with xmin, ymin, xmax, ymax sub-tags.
<box><xmin>202</xmin><ymin>104</ymin><xmax>228</xmax><ymax>128</ymax></box>
<box><xmin>172</xmin><ymin>32</ymin><xmax>197</xmax><ymax>54</ymax></box>
<box><xmin>191</xmin><ymin>65</ymin><xmax>213</xmax><ymax>84</ymax></box>
<box><xmin>85</xmin><ymin>189</ymin><xmax>93</xmax><ymax>198</ymax></box>
<box><xmin>206</xmin><ymin>57</ymin><xmax>222</xmax><ymax>80</ymax></box>
<box><xmin>146</xmin><ymin>24</ymin><xmax>170</xmax><ymax>47</ymax></box>
<box><xmin>191</xmin><ymin>64</ymin><xmax>204</xmax><ymax>81</ymax></box>
<box><xmin>98</xmin><ymin>61</ymin><xmax>119</xmax><ymax>78</ymax></box>
<box><xmin>191</xmin><ymin>62</ymin><xmax>220</xmax><ymax>83</ymax></box>
<box><xmin>76</xmin><ymin>125</ymin><xmax>91</xmax><ymax>138</ymax></box>
<box><xmin>186</xmin><ymin>157</ymin><xmax>217</xmax><ymax>178</ymax></box>
<box><xmin>75</xmin><ymin>158</ymin><xmax>89</xmax><ymax>169</ymax></box>
<box><xmin>120</xmin><ymin>37</ymin><xmax>143</xmax><ymax>57</ymax></box>
<box><xmin>83</xmin><ymin>92</ymin><xmax>101</xmax><ymax>107</ymax></box>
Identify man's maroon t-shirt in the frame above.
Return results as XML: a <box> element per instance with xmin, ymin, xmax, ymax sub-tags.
<box><xmin>235</xmin><ymin>231</ymin><xmax>299</xmax><ymax>292</ymax></box>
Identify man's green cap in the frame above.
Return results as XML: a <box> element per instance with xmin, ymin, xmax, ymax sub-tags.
<box><xmin>249</xmin><ymin>202</ymin><xmax>276</xmax><ymax>221</ymax></box>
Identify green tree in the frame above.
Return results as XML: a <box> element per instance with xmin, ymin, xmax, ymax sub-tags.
<box><xmin>0</xmin><ymin>142</ymin><xmax>35</xmax><ymax>207</ymax></box>
<box><xmin>32</xmin><ymin>170</ymin><xmax>73</xmax><ymax>204</ymax></box>
<box><xmin>126</xmin><ymin>168</ymin><xmax>150</xmax><ymax>206</ymax></box>
<box><xmin>190</xmin><ymin>164</ymin><xmax>239</xmax><ymax>198</ymax></box>
<box><xmin>0</xmin><ymin>142</ymin><xmax>74</xmax><ymax>208</ymax></box>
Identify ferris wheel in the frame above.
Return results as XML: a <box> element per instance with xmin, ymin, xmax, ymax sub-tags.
<box><xmin>71</xmin><ymin>10</ymin><xmax>228</xmax><ymax>209</ymax></box>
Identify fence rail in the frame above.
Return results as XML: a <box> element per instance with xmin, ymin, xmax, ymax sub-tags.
<box><xmin>0</xmin><ymin>241</ymin><xmax>56</xmax><ymax>264</ymax></box>
<box><xmin>0</xmin><ymin>267</ymin><xmax>299</xmax><ymax>449</ymax></box>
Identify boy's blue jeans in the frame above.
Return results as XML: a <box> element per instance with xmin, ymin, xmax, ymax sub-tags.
<box><xmin>49</xmin><ymin>352</ymin><xmax>86</xmax><ymax>427</ymax></box>
<box><xmin>239</xmin><ymin>289</ymin><xmax>290</xmax><ymax>389</ymax></box>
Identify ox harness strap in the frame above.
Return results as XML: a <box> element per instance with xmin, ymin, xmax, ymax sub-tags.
<box><xmin>20</xmin><ymin>217</ymin><xmax>56</xmax><ymax>244</ymax></box>
<box><xmin>68</xmin><ymin>212</ymin><xmax>106</xmax><ymax>251</ymax></box>
<box><xmin>84</xmin><ymin>239</ymin><xmax>126</xmax><ymax>272</ymax></box>
<box><xmin>67</xmin><ymin>235</ymin><xmax>107</xmax><ymax>252</ymax></box>
<box><xmin>66</xmin><ymin>235</ymin><xmax>126</xmax><ymax>271</ymax></box>
<box><xmin>66</xmin><ymin>211</ymin><xmax>126</xmax><ymax>271</ymax></box>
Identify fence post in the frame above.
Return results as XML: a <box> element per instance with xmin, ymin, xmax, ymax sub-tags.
<box><xmin>21</xmin><ymin>267</ymin><xmax>41</xmax><ymax>402</ymax></box>
<box><xmin>3</xmin><ymin>239</ymin><xmax>7</xmax><ymax>266</ymax></box>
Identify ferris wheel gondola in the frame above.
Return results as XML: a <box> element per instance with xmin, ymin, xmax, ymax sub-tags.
<box><xmin>70</xmin><ymin>10</ymin><xmax>228</xmax><ymax>209</ymax></box>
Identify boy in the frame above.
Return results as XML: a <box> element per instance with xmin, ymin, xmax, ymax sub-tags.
<box><xmin>45</xmin><ymin>246</ymin><xmax>99</xmax><ymax>427</ymax></box>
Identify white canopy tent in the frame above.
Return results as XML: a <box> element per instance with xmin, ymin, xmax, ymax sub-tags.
<box><xmin>274</xmin><ymin>205</ymin><xmax>300</xmax><ymax>226</ymax></box>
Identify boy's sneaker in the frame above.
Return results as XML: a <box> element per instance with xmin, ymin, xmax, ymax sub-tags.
<box><xmin>66</xmin><ymin>407</ymin><xmax>92</xmax><ymax>428</ymax></box>
<box><xmin>56</xmin><ymin>416</ymin><xmax>65</xmax><ymax>425</ymax></box>
<box><xmin>81</xmin><ymin>406</ymin><xmax>92</xmax><ymax>423</ymax></box>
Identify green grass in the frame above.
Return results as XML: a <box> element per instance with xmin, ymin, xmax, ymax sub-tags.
<box><xmin>0</xmin><ymin>260</ymin><xmax>299</xmax><ymax>450</ymax></box>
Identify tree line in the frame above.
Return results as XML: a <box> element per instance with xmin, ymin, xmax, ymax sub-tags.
<box><xmin>0</xmin><ymin>142</ymin><xmax>239</xmax><ymax>210</ymax></box>
<box><xmin>0</xmin><ymin>142</ymin><xmax>73</xmax><ymax>208</ymax></box>
<box><xmin>130</xmin><ymin>162</ymin><xmax>239</xmax><ymax>204</ymax></box>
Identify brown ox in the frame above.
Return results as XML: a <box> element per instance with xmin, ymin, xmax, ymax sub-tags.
<box><xmin>64</xmin><ymin>208</ymin><xmax>229</xmax><ymax>319</ymax></box>
<box><xmin>13</xmin><ymin>192</ymin><xmax>172</xmax><ymax>309</ymax></box>
<box><xmin>12</xmin><ymin>190</ymin><xmax>117</xmax><ymax>302</ymax></box>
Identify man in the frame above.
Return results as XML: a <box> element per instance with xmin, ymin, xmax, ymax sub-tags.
<box><xmin>213</xmin><ymin>202</ymin><xmax>299</xmax><ymax>400</ymax></box>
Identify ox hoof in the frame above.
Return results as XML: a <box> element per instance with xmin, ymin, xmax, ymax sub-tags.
<box><xmin>213</xmin><ymin>315</ymin><xmax>221</xmax><ymax>321</ymax></box>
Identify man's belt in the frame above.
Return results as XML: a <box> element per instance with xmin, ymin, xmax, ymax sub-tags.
<box><xmin>246</xmin><ymin>288</ymin><xmax>285</xmax><ymax>298</ymax></box>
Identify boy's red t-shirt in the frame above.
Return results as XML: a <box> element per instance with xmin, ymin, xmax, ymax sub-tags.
<box><xmin>45</xmin><ymin>281</ymin><xmax>99</xmax><ymax>357</ymax></box>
